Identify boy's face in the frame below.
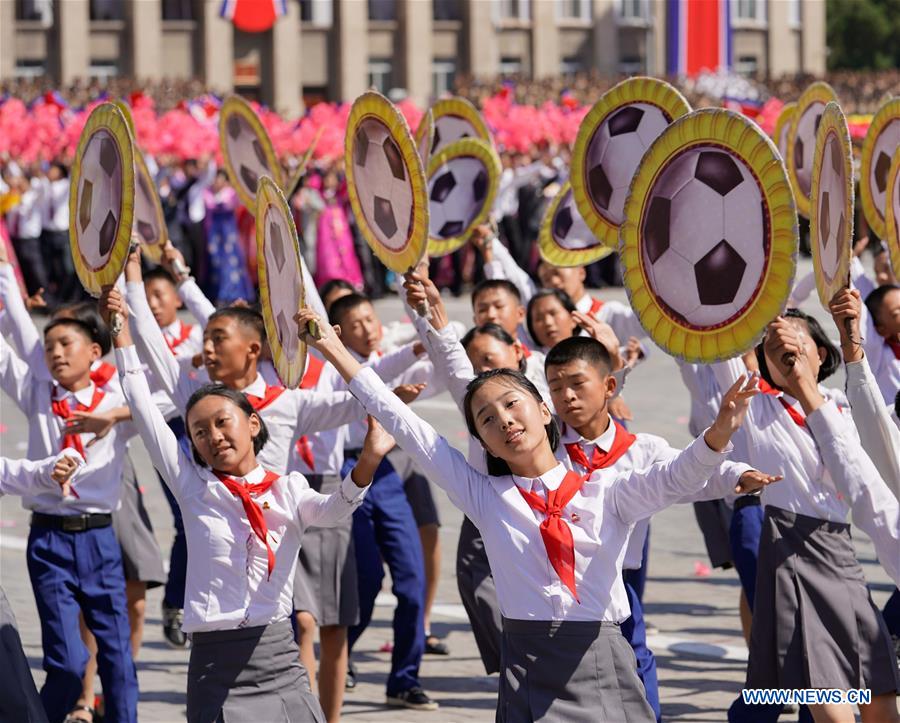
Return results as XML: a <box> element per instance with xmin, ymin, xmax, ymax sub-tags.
<box><xmin>874</xmin><ymin>288</ymin><xmax>900</xmax><ymax>338</ymax></box>
<box><xmin>339</xmin><ymin>301</ymin><xmax>383</xmax><ymax>357</ymax></box>
<box><xmin>537</xmin><ymin>263</ymin><xmax>586</xmax><ymax>303</ymax></box>
<box><xmin>323</xmin><ymin>287</ymin><xmax>353</xmax><ymax>313</ymax></box>
<box><xmin>145</xmin><ymin>278</ymin><xmax>182</xmax><ymax>328</ymax></box>
<box><xmin>202</xmin><ymin>316</ymin><xmax>260</xmax><ymax>385</ymax></box>
<box><xmin>44</xmin><ymin>325</ymin><xmax>101</xmax><ymax>388</ymax></box>
<box><xmin>473</xmin><ymin>289</ymin><xmax>525</xmax><ymax>339</ymax></box>
<box><xmin>546</xmin><ymin>359</ymin><xmax>615</xmax><ymax>433</ymax></box>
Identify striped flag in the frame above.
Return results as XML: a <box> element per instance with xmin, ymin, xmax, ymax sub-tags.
<box><xmin>667</xmin><ymin>0</ymin><xmax>732</xmax><ymax>76</ymax></box>
<box><xmin>219</xmin><ymin>0</ymin><xmax>287</xmax><ymax>33</ymax></box>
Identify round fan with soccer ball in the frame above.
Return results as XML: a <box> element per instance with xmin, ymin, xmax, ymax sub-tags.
<box><xmin>416</xmin><ymin>96</ymin><xmax>492</xmax><ymax>158</ymax></box>
<box><xmin>786</xmin><ymin>81</ymin><xmax>839</xmax><ymax>219</ymax></box>
<box><xmin>883</xmin><ymin>148</ymin><xmax>900</xmax><ymax>282</ymax></box>
<box><xmin>538</xmin><ymin>181</ymin><xmax>612</xmax><ymax>268</ymax></box>
<box><xmin>68</xmin><ymin>102</ymin><xmax>135</xmax><ymax>296</ymax></box>
<box><xmin>619</xmin><ymin>108</ymin><xmax>798</xmax><ymax>363</ymax></box>
<box><xmin>571</xmin><ymin>76</ymin><xmax>691</xmax><ymax>248</ymax></box>
<box><xmin>772</xmin><ymin>101</ymin><xmax>796</xmax><ymax>166</ymax></box>
<box><xmin>859</xmin><ymin>97</ymin><xmax>900</xmax><ymax>241</ymax></box>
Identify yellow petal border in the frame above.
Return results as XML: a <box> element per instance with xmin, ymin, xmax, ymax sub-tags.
<box><xmin>882</xmin><ymin>147</ymin><xmax>900</xmax><ymax>282</ymax></box>
<box><xmin>219</xmin><ymin>95</ymin><xmax>284</xmax><ymax>213</ymax></box>
<box><xmin>571</xmin><ymin>76</ymin><xmax>691</xmax><ymax>248</ymax></box>
<box><xmin>255</xmin><ymin>176</ymin><xmax>308</xmax><ymax>389</ymax></box>
<box><xmin>68</xmin><ymin>102</ymin><xmax>135</xmax><ymax>296</ymax></box>
<box><xmin>344</xmin><ymin>91</ymin><xmax>429</xmax><ymax>274</ymax></box>
<box><xmin>809</xmin><ymin>102</ymin><xmax>853</xmax><ymax>309</ymax></box>
<box><xmin>772</xmin><ymin>101</ymin><xmax>796</xmax><ymax>160</ymax></box>
<box><xmin>426</xmin><ymin>137</ymin><xmax>500</xmax><ymax>257</ymax></box>
<box><xmin>538</xmin><ymin>181</ymin><xmax>613</xmax><ymax>267</ymax></box>
<box><xmin>284</xmin><ymin>127</ymin><xmax>323</xmax><ymax>200</ymax></box>
<box><xmin>786</xmin><ymin>81</ymin><xmax>838</xmax><ymax>219</ymax></box>
<box><xmin>859</xmin><ymin>97</ymin><xmax>900</xmax><ymax>240</ymax></box>
<box><xmin>416</xmin><ymin>109</ymin><xmax>434</xmax><ymax>165</ymax></box>
<box><xmin>416</xmin><ymin>97</ymin><xmax>492</xmax><ymax>150</ymax></box>
<box><xmin>619</xmin><ymin>108</ymin><xmax>798</xmax><ymax>363</ymax></box>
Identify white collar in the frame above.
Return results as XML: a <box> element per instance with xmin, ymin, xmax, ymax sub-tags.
<box><xmin>586</xmin><ymin>417</ymin><xmax>616</xmax><ymax>453</ymax></box>
<box><xmin>213</xmin><ymin>464</ymin><xmax>267</xmax><ymax>485</ymax></box>
<box><xmin>512</xmin><ymin>462</ymin><xmax>568</xmax><ymax>492</ymax></box>
<box><xmin>574</xmin><ymin>293</ymin><xmax>592</xmax><ymax>314</ymax></box>
<box><xmin>53</xmin><ymin>381</ymin><xmax>97</xmax><ymax>407</ymax></box>
<box><xmin>240</xmin><ymin>374</ymin><xmax>268</xmax><ymax>397</ymax></box>
<box><xmin>162</xmin><ymin>319</ymin><xmax>183</xmax><ymax>338</ymax></box>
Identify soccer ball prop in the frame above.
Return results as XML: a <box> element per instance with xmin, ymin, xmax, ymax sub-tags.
<box><xmin>538</xmin><ymin>181</ymin><xmax>611</xmax><ymax>267</ymax></box>
<box><xmin>620</xmin><ymin>109</ymin><xmax>798</xmax><ymax>363</ymax></box>
<box><xmin>883</xmin><ymin>148</ymin><xmax>900</xmax><ymax>281</ymax></box>
<box><xmin>426</xmin><ymin>138</ymin><xmax>500</xmax><ymax>257</ymax></box>
<box><xmin>787</xmin><ymin>82</ymin><xmax>838</xmax><ymax>218</ymax></box>
<box><xmin>256</xmin><ymin>177</ymin><xmax>308</xmax><ymax>388</ymax></box>
<box><xmin>859</xmin><ymin>97</ymin><xmax>900</xmax><ymax>240</ymax></box>
<box><xmin>345</xmin><ymin>92</ymin><xmax>428</xmax><ymax>274</ymax></box>
<box><xmin>69</xmin><ymin>103</ymin><xmax>135</xmax><ymax>295</ymax></box>
<box><xmin>416</xmin><ymin>97</ymin><xmax>492</xmax><ymax>157</ymax></box>
<box><xmin>572</xmin><ymin>77</ymin><xmax>690</xmax><ymax>247</ymax></box>
<box><xmin>416</xmin><ymin>110</ymin><xmax>434</xmax><ymax>166</ymax></box>
<box><xmin>773</xmin><ymin>102</ymin><xmax>796</xmax><ymax>165</ymax></box>
<box><xmin>810</xmin><ymin>103</ymin><xmax>853</xmax><ymax>308</ymax></box>
<box><xmin>220</xmin><ymin>95</ymin><xmax>283</xmax><ymax>212</ymax></box>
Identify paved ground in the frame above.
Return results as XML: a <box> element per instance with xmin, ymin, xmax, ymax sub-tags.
<box><xmin>0</xmin><ymin>258</ymin><xmax>893</xmax><ymax>722</ymax></box>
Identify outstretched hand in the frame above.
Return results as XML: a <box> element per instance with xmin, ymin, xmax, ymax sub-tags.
<box><xmin>735</xmin><ymin>469</ymin><xmax>783</xmax><ymax>495</ymax></box>
<box><xmin>704</xmin><ymin>373</ymin><xmax>759</xmax><ymax>451</ymax></box>
<box><xmin>362</xmin><ymin>415</ymin><xmax>396</xmax><ymax>458</ymax></box>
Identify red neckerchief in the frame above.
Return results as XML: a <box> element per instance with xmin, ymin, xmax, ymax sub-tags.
<box><xmin>213</xmin><ymin>469</ymin><xmax>281</xmax><ymax>578</ymax></box>
<box><xmin>517</xmin><ymin>470</ymin><xmax>588</xmax><ymax>602</ymax></box>
<box><xmin>758</xmin><ymin>378</ymin><xmax>807</xmax><ymax>429</ymax></box>
<box><xmin>587</xmin><ymin>297</ymin><xmax>604</xmax><ymax>318</ymax></box>
<box><xmin>51</xmin><ymin>385</ymin><xmax>105</xmax><ymax>458</ymax></box>
<box><xmin>564</xmin><ymin>420</ymin><xmax>637</xmax><ymax>472</ymax></box>
<box><xmin>294</xmin><ymin>356</ymin><xmax>326</xmax><ymax>471</ymax></box>
<box><xmin>244</xmin><ymin>384</ymin><xmax>286</xmax><ymax>412</ymax></box>
<box><xmin>89</xmin><ymin>362</ymin><xmax>116</xmax><ymax>388</ymax></box>
<box><xmin>886</xmin><ymin>338</ymin><xmax>900</xmax><ymax>361</ymax></box>
<box><xmin>164</xmin><ymin>322</ymin><xmax>194</xmax><ymax>355</ymax></box>
<box><xmin>517</xmin><ymin>339</ymin><xmax>532</xmax><ymax>359</ymax></box>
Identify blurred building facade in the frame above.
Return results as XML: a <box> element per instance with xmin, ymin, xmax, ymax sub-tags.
<box><xmin>1</xmin><ymin>0</ymin><xmax>826</xmax><ymax>115</ymax></box>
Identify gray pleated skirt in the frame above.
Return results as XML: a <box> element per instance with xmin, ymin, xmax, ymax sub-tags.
<box><xmin>747</xmin><ymin>505</ymin><xmax>900</xmax><ymax>694</ymax></box>
<box><xmin>112</xmin><ymin>452</ymin><xmax>165</xmax><ymax>588</ymax></box>
<box><xmin>187</xmin><ymin>619</ymin><xmax>326</xmax><ymax>723</ymax></box>
<box><xmin>456</xmin><ymin>515</ymin><xmax>503</xmax><ymax>675</ymax></box>
<box><xmin>498</xmin><ymin>618</ymin><xmax>655</xmax><ymax>723</ymax></box>
<box><xmin>292</xmin><ymin>474</ymin><xmax>359</xmax><ymax>627</ymax></box>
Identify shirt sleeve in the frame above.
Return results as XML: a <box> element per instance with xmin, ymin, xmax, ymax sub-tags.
<box><xmin>806</xmin><ymin>400</ymin><xmax>900</xmax><ymax>585</ymax></box>
<box><xmin>368</xmin><ymin>343</ymin><xmax>420</xmax><ymax>383</ymax></box>
<box><xmin>292</xmin><ymin>389</ymin><xmax>365</xmax><ymax>437</ymax></box>
<box><xmin>115</xmin><ymin>345</ymin><xmax>193</xmax><ymax>502</ymax></box>
<box><xmin>176</xmin><ymin>277</ymin><xmax>216</xmax><ymax>328</ymax></box>
<box><xmin>0</xmin><ymin>263</ymin><xmax>49</xmax><ymax>380</ymax></box>
<box><xmin>412</xmin><ymin>314</ymin><xmax>474</xmax><ymax>414</ymax></box>
<box><xmin>608</xmin><ymin>432</ymin><xmax>733</xmax><ymax>525</ymax></box>
<box><xmin>295</xmin><ymin>470</ymin><xmax>368</xmax><ymax>529</ymax></box>
<box><xmin>348</xmin><ymin>366</ymin><xmax>492</xmax><ymax>524</ymax></box>
<box><xmin>488</xmin><ymin>238</ymin><xmax>537</xmax><ymax>305</ymax></box>
<box><xmin>0</xmin><ymin>450</ymin><xmax>83</xmax><ymax>497</ymax></box>
<box><xmin>0</xmin><ymin>336</ymin><xmax>35</xmax><ymax>415</ymax></box>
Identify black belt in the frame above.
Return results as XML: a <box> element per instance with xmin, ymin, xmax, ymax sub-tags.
<box><xmin>31</xmin><ymin>512</ymin><xmax>112</xmax><ymax>532</ymax></box>
<box><xmin>733</xmin><ymin>494</ymin><xmax>762</xmax><ymax>512</ymax></box>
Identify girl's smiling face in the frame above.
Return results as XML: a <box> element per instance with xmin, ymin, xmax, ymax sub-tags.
<box><xmin>187</xmin><ymin>395</ymin><xmax>261</xmax><ymax>472</ymax></box>
<box><xmin>529</xmin><ymin>294</ymin><xmax>577</xmax><ymax>349</ymax></box>
<box><xmin>467</xmin><ymin>377</ymin><xmax>553</xmax><ymax>462</ymax></box>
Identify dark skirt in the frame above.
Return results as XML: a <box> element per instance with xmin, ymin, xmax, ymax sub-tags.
<box><xmin>498</xmin><ymin>618</ymin><xmax>655</xmax><ymax>723</ymax></box>
<box><xmin>292</xmin><ymin>474</ymin><xmax>359</xmax><ymax>627</ymax></box>
<box><xmin>0</xmin><ymin>586</ymin><xmax>47</xmax><ymax>723</ymax></box>
<box><xmin>187</xmin><ymin>619</ymin><xmax>325</xmax><ymax>723</ymax></box>
<box><xmin>747</xmin><ymin>505</ymin><xmax>900</xmax><ymax>694</ymax></box>
<box><xmin>456</xmin><ymin>515</ymin><xmax>503</xmax><ymax>675</ymax></box>
<box><xmin>113</xmin><ymin>452</ymin><xmax>165</xmax><ymax>588</ymax></box>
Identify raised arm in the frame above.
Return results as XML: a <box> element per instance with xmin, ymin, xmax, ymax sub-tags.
<box><xmin>0</xmin><ymin>335</ymin><xmax>35</xmax><ymax>415</ymax></box>
<box><xmin>0</xmin><ymin>261</ymin><xmax>48</xmax><ymax>379</ymax></box>
<box><xmin>0</xmin><ymin>450</ymin><xmax>84</xmax><ymax>498</ymax></box>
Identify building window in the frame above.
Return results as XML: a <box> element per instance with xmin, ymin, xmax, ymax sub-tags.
<box><xmin>16</xmin><ymin>0</ymin><xmax>53</xmax><ymax>23</ymax></box>
<box><xmin>90</xmin><ymin>0</ymin><xmax>124</xmax><ymax>21</ymax></box>
<box><xmin>734</xmin><ymin>55</ymin><xmax>759</xmax><ymax>76</ymax></box>
<box><xmin>618</xmin><ymin>0</ymin><xmax>648</xmax><ymax>21</ymax></box>
<box><xmin>369</xmin><ymin>0</ymin><xmax>396</xmax><ymax>21</ymax></box>
<box><xmin>299</xmin><ymin>0</ymin><xmax>333</xmax><ymax>25</ymax></box>
<box><xmin>89</xmin><ymin>60</ymin><xmax>120</xmax><ymax>80</ymax></box>
<box><xmin>14</xmin><ymin>59</ymin><xmax>46</xmax><ymax>78</ymax></box>
<box><xmin>162</xmin><ymin>0</ymin><xmax>194</xmax><ymax>20</ymax></box>
<box><xmin>433</xmin><ymin>59</ymin><xmax>457</xmax><ymax>96</ymax></box>
<box><xmin>496</xmin><ymin>0</ymin><xmax>530</xmax><ymax>22</ymax></box>
<box><xmin>499</xmin><ymin>56</ymin><xmax>523</xmax><ymax>76</ymax></box>
<box><xmin>433</xmin><ymin>0</ymin><xmax>462</xmax><ymax>21</ymax></box>
<box><xmin>619</xmin><ymin>55</ymin><xmax>645</xmax><ymax>74</ymax></box>
<box><xmin>557</xmin><ymin>0</ymin><xmax>590</xmax><ymax>20</ymax></box>
<box><xmin>560</xmin><ymin>56</ymin><xmax>584</xmax><ymax>75</ymax></box>
<box><xmin>368</xmin><ymin>59</ymin><xmax>393</xmax><ymax>94</ymax></box>
<box><xmin>788</xmin><ymin>0</ymin><xmax>801</xmax><ymax>27</ymax></box>
<box><xmin>732</xmin><ymin>0</ymin><xmax>766</xmax><ymax>22</ymax></box>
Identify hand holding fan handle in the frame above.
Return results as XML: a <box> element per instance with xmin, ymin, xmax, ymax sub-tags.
<box><xmin>408</xmin><ymin>258</ymin><xmax>431</xmax><ymax>319</ymax></box>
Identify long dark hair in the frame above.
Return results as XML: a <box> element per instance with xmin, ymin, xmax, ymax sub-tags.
<box><xmin>526</xmin><ymin>288</ymin><xmax>579</xmax><ymax>348</ymax></box>
<box><xmin>462</xmin><ymin>368</ymin><xmax>559</xmax><ymax>477</ymax></box>
<box><xmin>460</xmin><ymin>323</ymin><xmax>527</xmax><ymax>373</ymax></box>
<box><xmin>184</xmin><ymin>384</ymin><xmax>269</xmax><ymax>467</ymax></box>
<box><xmin>755</xmin><ymin>309</ymin><xmax>841</xmax><ymax>389</ymax></box>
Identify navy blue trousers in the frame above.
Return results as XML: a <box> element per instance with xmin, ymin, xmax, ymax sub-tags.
<box><xmin>27</xmin><ymin>524</ymin><xmax>137</xmax><ymax>723</ymax></box>
<box><xmin>160</xmin><ymin>417</ymin><xmax>189</xmax><ymax>609</ymax></box>
<box><xmin>883</xmin><ymin>588</ymin><xmax>900</xmax><ymax>637</ymax></box>
<box><xmin>623</xmin><ymin>526</ymin><xmax>650</xmax><ymax>603</ymax></box>
<box><xmin>342</xmin><ymin>455</ymin><xmax>425</xmax><ymax>696</ymax></box>
<box><xmin>621</xmin><ymin>577</ymin><xmax>660</xmax><ymax>722</ymax></box>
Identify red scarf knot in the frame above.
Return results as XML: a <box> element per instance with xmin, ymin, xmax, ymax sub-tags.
<box><xmin>564</xmin><ymin>420</ymin><xmax>636</xmax><ymax>473</ymax></box>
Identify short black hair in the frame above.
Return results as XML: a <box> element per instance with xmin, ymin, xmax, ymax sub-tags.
<box><xmin>460</xmin><ymin>323</ymin><xmax>526</xmax><ymax>373</ymax></box>
<box><xmin>208</xmin><ymin>306</ymin><xmax>266</xmax><ymax>342</ymax></box>
<box><xmin>545</xmin><ymin>336</ymin><xmax>613</xmax><ymax>376</ymax></box>
<box><xmin>184</xmin><ymin>384</ymin><xmax>269</xmax><ymax>467</ymax></box>
<box><xmin>44</xmin><ymin>317</ymin><xmax>106</xmax><ymax>354</ymax></box>
<box><xmin>319</xmin><ymin>278</ymin><xmax>356</xmax><ymax>303</ymax></box>
<box><xmin>51</xmin><ymin>302</ymin><xmax>113</xmax><ymax>356</ymax></box>
<box><xmin>864</xmin><ymin>284</ymin><xmax>900</xmax><ymax>328</ymax></box>
<box><xmin>526</xmin><ymin>288</ymin><xmax>578</xmax><ymax>348</ymax></box>
<box><xmin>462</xmin><ymin>368</ymin><xmax>559</xmax><ymax>477</ymax></box>
<box><xmin>471</xmin><ymin>279</ymin><xmax>522</xmax><ymax>308</ymax></box>
<box><xmin>755</xmin><ymin>308</ymin><xmax>841</xmax><ymax>388</ymax></box>
<box><xmin>328</xmin><ymin>292</ymin><xmax>373</xmax><ymax>327</ymax></box>
<box><xmin>144</xmin><ymin>266</ymin><xmax>178</xmax><ymax>288</ymax></box>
